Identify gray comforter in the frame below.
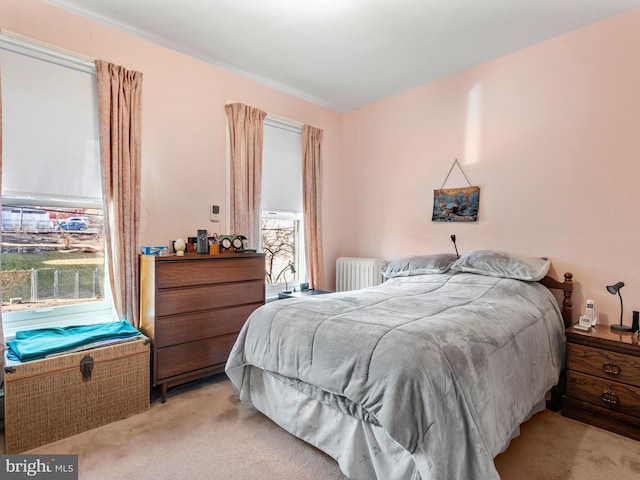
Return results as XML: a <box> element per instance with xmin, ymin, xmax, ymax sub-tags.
<box><xmin>226</xmin><ymin>272</ymin><xmax>566</xmax><ymax>479</ymax></box>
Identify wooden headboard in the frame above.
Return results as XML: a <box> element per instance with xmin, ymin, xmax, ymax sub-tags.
<box><xmin>539</xmin><ymin>272</ymin><xmax>574</xmax><ymax>328</ymax></box>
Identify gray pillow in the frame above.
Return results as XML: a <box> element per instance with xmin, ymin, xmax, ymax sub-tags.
<box><xmin>382</xmin><ymin>253</ymin><xmax>459</xmax><ymax>278</ymax></box>
<box><xmin>450</xmin><ymin>250</ymin><xmax>550</xmax><ymax>281</ymax></box>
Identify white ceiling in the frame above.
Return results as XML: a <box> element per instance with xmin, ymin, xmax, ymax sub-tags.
<box><xmin>45</xmin><ymin>0</ymin><xmax>640</xmax><ymax>112</ymax></box>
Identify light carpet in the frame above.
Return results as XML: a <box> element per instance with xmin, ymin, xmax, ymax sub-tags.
<box><xmin>2</xmin><ymin>374</ymin><xmax>639</xmax><ymax>479</ymax></box>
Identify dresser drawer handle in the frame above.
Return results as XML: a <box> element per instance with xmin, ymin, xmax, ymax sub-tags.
<box><xmin>602</xmin><ymin>362</ymin><xmax>621</xmax><ymax>376</ymax></box>
<box><xmin>601</xmin><ymin>390</ymin><xmax>619</xmax><ymax>405</ymax></box>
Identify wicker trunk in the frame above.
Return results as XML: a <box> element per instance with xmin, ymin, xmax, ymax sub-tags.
<box><xmin>3</xmin><ymin>337</ymin><xmax>150</xmax><ymax>453</ymax></box>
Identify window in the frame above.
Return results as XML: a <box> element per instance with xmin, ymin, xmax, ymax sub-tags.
<box><xmin>0</xmin><ymin>34</ymin><xmax>113</xmax><ymax>338</ymax></box>
<box><xmin>261</xmin><ymin>117</ymin><xmax>306</xmax><ymax>299</ymax></box>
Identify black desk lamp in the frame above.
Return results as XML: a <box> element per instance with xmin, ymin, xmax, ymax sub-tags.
<box><xmin>607</xmin><ymin>281</ymin><xmax>632</xmax><ymax>332</ymax></box>
<box><xmin>450</xmin><ymin>234</ymin><xmax>459</xmax><ymax>259</ymax></box>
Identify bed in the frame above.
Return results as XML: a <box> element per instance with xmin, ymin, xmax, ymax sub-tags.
<box><xmin>225</xmin><ymin>250</ymin><xmax>574</xmax><ymax>480</ymax></box>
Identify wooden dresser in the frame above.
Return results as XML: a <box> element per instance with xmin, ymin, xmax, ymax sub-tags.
<box><xmin>139</xmin><ymin>252</ymin><xmax>265</xmax><ymax>402</ymax></box>
<box><xmin>564</xmin><ymin>324</ymin><xmax>640</xmax><ymax>440</ymax></box>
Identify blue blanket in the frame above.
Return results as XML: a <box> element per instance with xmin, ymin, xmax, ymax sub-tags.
<box><xmin>6</xmin><ymin>321</ymin><xmax>142</xmax><ymax>362</ymax></box>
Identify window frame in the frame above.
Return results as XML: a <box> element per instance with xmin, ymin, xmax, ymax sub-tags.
<box><xmin>262</xmin><ymin>210</ymin><xmax>306</xmax><ymax>300</ymax></box>
<box><xmin>0</xmin><ymin>32</ymin><xmax>114</xmax><ymax>339</ymax></box>
<box><xmin>261</xmin><ymin>115</ymin><xmax>307</xmax><ymax>301</ymax></box>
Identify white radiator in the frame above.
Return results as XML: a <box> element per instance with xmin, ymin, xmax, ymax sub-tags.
<box><xmin>336</xmin><ymin>257</ymin><xmax>386</xmax><ymax>292</ymax></box>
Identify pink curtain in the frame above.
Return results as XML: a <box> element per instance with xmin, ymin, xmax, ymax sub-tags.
<box><xmin>0</xmin><ymin>71</ymin><xmax>5</xmax><ymax>361</ymax></box>
<box><xmin>302</xmin><ymin>125</ymin><xmax>325</xmax><ymax>290</ymax></box>
<box><xmin>95</xmin><ymin>60</ymin><xmax>143</xmax><ymax>327</ymax></box>
<box><xmin>225</xmin><ymin>103</ymin><xmax>266</xmax><ymax>249</ymax></box>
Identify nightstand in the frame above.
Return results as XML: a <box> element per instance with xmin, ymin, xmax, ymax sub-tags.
<box><xmin>563</xmin><ymin>324</ymin><xmax>640</xmax><ymax>440</ymax></box>
<box><xmin>278</xmin><ymin>289</ymin><xmax>330</xmax><ymax>299</ymax></box>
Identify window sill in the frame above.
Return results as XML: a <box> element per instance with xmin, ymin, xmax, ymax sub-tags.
<box><xmin>2</xmin><ymin>302</ymin><xmax>116</xmax><ymax>340</ymax></box>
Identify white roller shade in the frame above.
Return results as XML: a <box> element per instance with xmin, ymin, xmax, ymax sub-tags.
<box><xmin>261</xmin><ymin>118</ymin><xmax>303</xmax><ymax>213</ymax></box>
<box><xmin>0</xmin><ymin>38</ymin><xmax>100</xmax><ymax>207</ymax></box>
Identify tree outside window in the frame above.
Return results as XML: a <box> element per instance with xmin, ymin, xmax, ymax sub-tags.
<box><xmin>262</xmin><ymin>215</ymin><xmax>302</xmax><ymax>296</ymax></box>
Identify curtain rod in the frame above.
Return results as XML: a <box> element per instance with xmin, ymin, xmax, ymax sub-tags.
<box><xmin>225</xmin><ymin>100</ymin><xmax>303</xmax><ymax>133</ymax></box>
<box><xmin>264</xmin><ymin>114</ymin><xmax>303</xmax><ymax>133</ymax></box>
<box><xmin>0</xmin><ymin>28</ymin><xmax>95</xmax><ymax>71</ymax></box>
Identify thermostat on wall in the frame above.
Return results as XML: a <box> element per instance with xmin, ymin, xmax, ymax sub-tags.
<box><xmin>210</xmin><ymin>204</ymin><xmax>220</xmax><ymax>222</ymax></box>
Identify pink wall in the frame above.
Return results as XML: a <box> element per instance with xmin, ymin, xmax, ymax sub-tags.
<box><xmin>0</xmin><ymin>0</ymin><xmax>346</xmax><ymax>288</ymax></box>
<box><xmin>339</xmin><ymin>9</ymin><xmax>640</xmax><ymax>324</ymax></box>
<box><xmin>3</xmin><ymin>1</ymin><xmax>640</xmax><ymax>323</ymax></box>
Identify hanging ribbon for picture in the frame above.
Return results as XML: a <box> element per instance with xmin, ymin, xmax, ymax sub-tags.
<box><xmin>432</xmin><ymin>158</ymin><xmax>480</xmax><ymax>223</ymax></box>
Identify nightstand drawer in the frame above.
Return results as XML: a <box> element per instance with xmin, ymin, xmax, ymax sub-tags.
<box><xmin>567</xmin><ymin>343</ymin><xmax>640</xmax><ymax>387</ymax></box>
<box><xmin>563</xmin><ymin>397</ymin><xmax>640</xmax><ymax>441</ymax></box>
<box><xmin>566</xmin><ymin>370</ymin><xmax>640</xmax><ymax>416</ymax></box>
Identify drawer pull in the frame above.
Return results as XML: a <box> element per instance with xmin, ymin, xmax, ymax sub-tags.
<box><xmin>602</xmin><ymin>361</ymin><xmax>621</xmax><ymax>376</ymax></box>
<box><xmin>601</xmin><ymin>390</ymin><xmax>619</xmax><ymax>405</ymax></box>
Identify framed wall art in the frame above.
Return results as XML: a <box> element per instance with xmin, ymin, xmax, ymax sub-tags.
<box><xmin>432</xmin><ymin>159</ymin><xmax>480</xmax><ymax>223</ymax></box>
<box><xmin>432</xmin><ymin>186</ymin><xmax>480</xmax><ymax>222</ymax></box>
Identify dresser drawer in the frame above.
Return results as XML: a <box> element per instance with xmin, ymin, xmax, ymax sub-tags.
<box><xmin>155</xmin><ymin>303</ymin><xmax>260</xmax><ymax>348</ymax></box>
<box><xmin>566</xmin><ymin>370</ymin><xmax>640</xmax><ymax>417</ymax></box>
<box><xmin>156</xmin><ymin>334</ymin><xmax>238</xmax><ymax>381</ymax></box>
<box><xmin>156</xmin><ymin>280</ymin><xmax>264</xmax><ymax>316</ymax></box>
<box><xmin>567</xmin><ymin>343</ymin><xmax>640</xmax><ymax>387</ymax></box>
<box><xmin>157</xmin><ymin>256</ymin><xmax>264</xmax><ymax>289</ymax></box>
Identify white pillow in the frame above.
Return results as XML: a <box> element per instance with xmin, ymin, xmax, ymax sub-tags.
<box><xmin>382</xmin><ymin>253</ymin><xmax>459</xmax><ymax>278</ymax></box>
<box><xmin>450</xmin><ymin>250</ymin><xmax>550</xmax><ymax>281</ymax></box>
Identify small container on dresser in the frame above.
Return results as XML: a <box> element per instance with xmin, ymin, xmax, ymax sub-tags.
<box><xmin>139</xmin><ymin>252</ymin><xmax>265</xmax><ymax>402</ymax></box>
<box><xmin>563</xmin><ymin>324</ymin><xmax>640</xmax><ymax>440</ymax></box>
